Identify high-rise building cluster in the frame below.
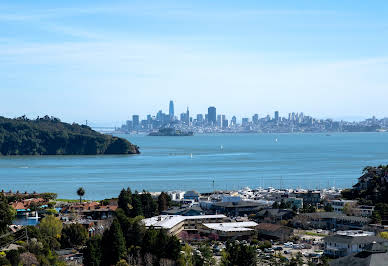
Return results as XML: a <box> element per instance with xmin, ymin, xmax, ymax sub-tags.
<box><xmin>118</xmin><ymin>101</ymin><xmax>388</xmax><ymax>133</ymax></box>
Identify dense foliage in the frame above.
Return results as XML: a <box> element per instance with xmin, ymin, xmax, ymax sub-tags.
<box><xmin>0</xmin><ymin>215</ymin><xmax>66</xmax><ymax>266</ymax></box>
<box><xmin>4</xmin><ymin>192</ymin><xmax>57</xmax><ymax>203</ymax></box>
<box><xmin>60</xmin><ymin>223</ymin><xmax>88</xmax><ymax>248</ymax></box>
<box><xmin>0</xmin><ymin>193</ymin><xmax>15</xmax><ymax>235</ymax></box>
<box><xmin>118</xmin><ymin>188</ymin><xmax>170</xmax><ymax>218</ymax></box>
<box><xmin>81</xmin><ymin>187</ymin><xmax>180</xmax><ymax>265</ymax></box>
<box><xmin>342</xmin><ymin>165</ymin><xmax>388</xmax><ymax>204</ymax></box>
<box><xmin>221</xmin><ymin>241</ymin><xmax>257</xmax><ymax>266</ymax></box>
<box><xmin>341</xmin><ymin>165</ymin><xmax>388</xmax><ymax>222</ymax></box>
<box><xmin>0</xmin><ymin>115</ymin><xmax>139</xmax><ymax>155</ymax></box>
<box><xmin>83</xmin><ymin>210</ymin><xmax>181</xmax><ymax>266</ymax></box>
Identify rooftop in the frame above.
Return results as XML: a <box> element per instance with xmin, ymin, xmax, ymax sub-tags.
<box><xmin>300</xmin><ymin>212</ymin><xmax>372</xmax><ymax>223</ymax></box>
<box><xmin>203</xmin><ymin>221</ymin><xmax>258</xmax><ymax>232</ymax></box>
<box><xmin>143</xmin><ymin>214</ymin><xmax>227</xmax><ymax>230</ymax></box>
<box><xmin>324</xmin><ymin>235</ymin><xmax>387</xmax><ymax>245</ymax></box>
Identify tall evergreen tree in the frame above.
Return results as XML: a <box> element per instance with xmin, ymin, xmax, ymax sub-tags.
<box><xmin>131</xmin><ymin>192</ymin><xmax>144</xmax><ymax>217</ymax></box>
<box><xmin>83</xmin><ymin>236</ymin><xmax>102</xmax><ymax>266</ymax></box>
<box><xmin>158</xmin><ymin>192</ymin><xmax>171</xmax><ymax>213</ymax></box>
<box><xmin>140</xmin><ymin>191</ymin><xmax>157</xmax><ymax>218</ymax></box>
<box><xmin>118</xmin><ymin>188</ymin><xmax>133</xmax><ymax>216</ymax></box>
<box><xmin>0</xmin><ymin>193</ymin><xmax>14</xmax><ymax>234</ymax></box>
<box><xmin>221</xmin><ymin>241</ymin><xmax>257</xmax><ymax>266</ymax></box>
<box><xmin>102</xmin><ymin>218</ymin><xmax>126</xmax><ymax>265</ymax></box>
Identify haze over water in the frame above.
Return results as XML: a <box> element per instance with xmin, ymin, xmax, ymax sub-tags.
<box><xmin>0</xmin><ymin>133</ymin><xmax>387</xmax><ymax>199</ymax></box>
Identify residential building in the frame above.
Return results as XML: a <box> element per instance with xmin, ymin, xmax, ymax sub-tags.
<box><xmin>330</xmin><ymin>242</ymin><xmax>388</xmax><ymax>265</ymax></box>
<box><xmin>255</xmin><ymin>209</ymin><xmax>295</xmax><ymax>223</ymax></box>
<box><xmin>330</xmin><ymin>199</ymin><xmax>357</xmax><ymax>213</ymax></box>
<box><xmin>199</xmin><ymin>221</ymin><xmax>258</xmax><ymax>240</ymax></box>
<box><xmin>161</xmin><ymin>206</ymin><xmax>204</xmax><ymax>216</ymax></box>
<box><xmin>324</xmin><ymin>230</ymin><xmax>388</xmax><ymax>258</ymax></box>
<box><xmin>292</xmin><ymin>212</ymin><xmax>372</xmax><ymax>230</ymax></box>
<box><xmin>202</xmin><ymin>201</ymin><xmax>266</xmax><ymax>216</ymax></box>
<box><xmin>353</xmin><ymin>205</ymin><xmax>375</xmax><ymax>217</ymax></box>
<box><xmin>184</xmin><ymin>190</ymin><xmax>200</xmax><ymax>202</ymax></box>
<box><xmin>142</xmin><ymin>214</ymin><xmax>227</xmax><ymax>236</ymax></box>
<box><xmin>294</xmin><ymin>191</ymin><xmax>321</xmax><ymax>207</ymax></box>
<box><xmin>256</xmin><ymin>223</ymin><xmax>293</xmax><ymax>242</ymax></box>
<box><xmin>284</xmin><ymin>197</ymin><xmax>303</xmax><ymax>209</ymax></box>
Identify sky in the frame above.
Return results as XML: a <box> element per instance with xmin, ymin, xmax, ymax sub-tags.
<box><xmin>0</xmin><ymin>0</ymin><xmax>387</xmax><ymax>126</ymax></box>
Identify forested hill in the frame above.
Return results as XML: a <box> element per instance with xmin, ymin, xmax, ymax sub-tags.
<box><xmin>0</xmin><ymin>115</ymin><xmax>140</xmax><ymax>155</ymax></box>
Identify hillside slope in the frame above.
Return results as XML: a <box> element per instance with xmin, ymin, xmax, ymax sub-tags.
<box><xmin>0</xmin><ymin>116</ymin><xmax>139</xmax><ymax>155</ymax></box>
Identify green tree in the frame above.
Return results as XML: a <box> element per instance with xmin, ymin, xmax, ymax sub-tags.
<box><xmin>197</xmin><ymin>244</ymin><xmax>215</xmax><ymax>266</ymax></box>
<box><xmin>142</xmin><ymin>228</ymin><xmax>158</xmax><ymax>256</ymax></box>
<box><xmin>39</xmin><ymin>215</ymin><xmax>63</xmax><ymax>239</ymax></box>
<box><xmin>83</xmin><ymin>236</ymin><xmax>102</xmax><ymax>266</ymax></box>
<box><xmin>140</xmin><ymin>191</ymin><xmax>157</xmax><ymax>218</ymax></box>
<box><xmin>178</xmin><ymin>244</ymin><xmax>193</xmax><ymax>266</ymax></box>
<box><xmin>102</xmin><ymin>218</ymin><xmax>127</xmax><ymax>265</ymax></box>
<box><xmin>0</xmin><ymin>256</ymin><xmax>11</xmax><ymax>266</ymax></box>
<box><xmin>131</xmin><ymin>193</ymin><xmax>144</xmax><ymax>217</ymax></box>
<box><xmin>324</xmin><ymin>204</ymin><xmax>333</xmax><ymax>212</ymax></box>
<box><xmin>290</xmin><ymin>252</ymin><xmax>304</xmax><ymax>266</ymax></box>
<box><xmin>77</xmin><ymin>187</ymin><xmax>85</xmax><ymax>204</ymax></box>
<box><xmin>0</xmin><ymin>193</ymin><xmax>15</xmax><ymax>234</ymax></box>
<box><xmin>158</xmin><ymin>192</ymin><xmax>171</xmax><ymax>212</ymax></box>
<box><xmin>379</xmin><ymin>231</ymin><xmax>388</xmax><ymax>239</ymax></box>
<box><xmin>166</xmin><ymin>235</ymin><xmax>181</xmax><ymax>261</ymax></box>
<box><xmin>60</xmin><ymin>223</ymin><xmax>88</xmax><ymax>248</ymax></box>
<box><xmin>5</xmin><ymin>250</ymin><xmax>20</xmax><ymax>266</ymax></box>
<box><xmin>221</xmin><ymin>241</ymin><xmax>256</xmax><ymax>266</ymax></box>
<box><xmin>118</xmin><ymin>188</ymin><xmax>133</xmax><ymax>216</ymax></box>
<box><xmin>116</xmin><ymin>259</ymin><xmax>129</xmax><ymax>266</ymax></box>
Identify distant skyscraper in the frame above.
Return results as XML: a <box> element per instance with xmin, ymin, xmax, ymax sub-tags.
<box><xmin>132</xmin><ymin>115</ymin><xmax>139</xmax><ymax>128</ymax></box>
<box><xmin>169</xmin><ymin>100</ymin><xmax>174</xmax><ymax>120</ymax></box>
<box><xmin>252</xmin><ymin>114</ymin><xmax>259</xmax><ymax>124</ymax></box>
<box><xmin>231</xmin><ymin>116</ymin><xmax>237</xmax><ymax>126</ymax></box>
<box><xmin>274</xmin><ymin>111</ymin><xmax>279</xmax><ymax>121</ymax></box>
<box><xmin>180</xmin><ymin>113</ymin><xmax>186</xmax><ymax>122</ymax></box>
<box><xmin>217</xmin><ymin>115</ymin><xmax>222</xmax><ymax>127</ymax></box>
<box><xmin>242</xmin><ymin>118</ymin><xmax>249</xmax><ymax>127</ymax></box>
<box><xmin>196</xmin><ymin>114</ymin><xmax>203</xmax><ymax>123</ymax></box>
<box><xmin>221</xmin><ymin>115</ymin><xmax>228</xmax><ymax>129</ymax></box>
<box><xmin>186</xmin><ymin>107</ymin><xmax>190</xmax><ymax>125</ymax></box>
<box><xmin>208</xmin><ymin>106</ymin><xmax>216</xmax><ymax>125</ymax></box>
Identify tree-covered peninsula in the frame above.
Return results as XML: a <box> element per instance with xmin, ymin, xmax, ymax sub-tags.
<box><xmin>0</xmin><ymin>115</ymin><xmax>140</xmax><ymax>155</ymax></box>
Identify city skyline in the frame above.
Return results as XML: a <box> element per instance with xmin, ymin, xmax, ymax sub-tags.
<box><xmin>122</xmin><ymin>100</ymin><xmax>385</xmax><ymax>124</ymax></box>
<box><xmin>0</xmin><ymin>1</ymin><xmax>387</xmax><ymax>124</ymax></box>
<box><xmin>117</xmin><ymin>100</ymin><xmax>387</xmax><ymax>133</ymax></box>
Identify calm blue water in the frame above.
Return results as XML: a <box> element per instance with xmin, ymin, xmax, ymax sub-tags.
<box><xmin>0</xmin><ymin>133</ymin><xmax>387</xmax><ymax>200</ymax></box>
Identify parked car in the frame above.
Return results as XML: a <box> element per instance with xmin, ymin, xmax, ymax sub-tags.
<box><xmin>264</xmin><ymin>248</ymin><xmax>274</xmax><ymax>253</ymax></box>
<box><xmin>273</xmin><ymin>246</ymin><xmax>283</xmax><ymax>251</ymax></box>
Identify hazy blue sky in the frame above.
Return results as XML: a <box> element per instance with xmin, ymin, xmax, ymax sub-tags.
<box><xmin>0</xmin><ymin>0</ymin><xmax>387</xmax><ymax>125</ymax></box>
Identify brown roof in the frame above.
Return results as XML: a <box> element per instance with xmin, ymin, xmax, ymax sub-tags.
<box><xmin>256</xmin><ymin>223</ymin><xmax>292</xmax><ymax>232</ymax></box>
<box><xmin>11</xmin><ymin>202</ymin><xmax>27</xmax><ymax>210</ymax></box>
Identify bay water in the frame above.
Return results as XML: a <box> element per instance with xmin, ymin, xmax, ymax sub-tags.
<box><xmin>0</xmin><ymin>133</ymin><xmax>387</xmax><ymax>199</ymax></box>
